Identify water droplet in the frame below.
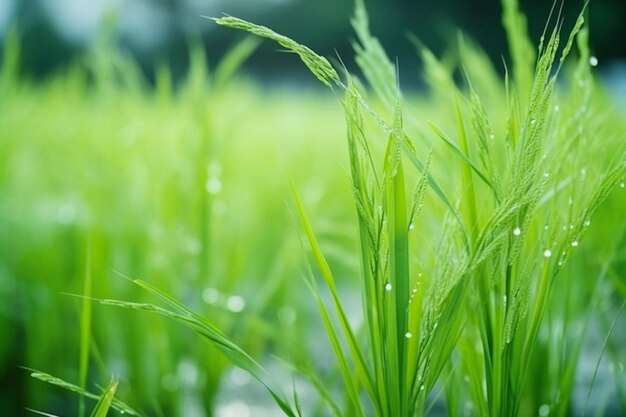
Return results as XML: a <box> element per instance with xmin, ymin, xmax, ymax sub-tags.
<box><xmin>589</xmin><ymin>56</ymin><xmax>598</xmax><ymax>67</ymax></box>
<box><xmin>405</xmin><ymin>331</ymin><xmax>412</xmax><ymax>339</ymax></box>
<box><xmin>543</xmin><ymin>171</ymin><xmax>550</xmax><ymax>178</ymax></box>
<box><xmin>420</xmin><ymin>384</ymin><xmax>425</xmax><ymax>391</ymax></box>
<box><xmin>513</xmin><ymin>227</ymin><xmax>521</xmax><ymax>236</ymax></box>
<box><xmin>530</xmin><ymin>117</ymin><xmax>537</xmax><ymax>125</ymax></box>
<box><xmin>571</xmin><ymin>240</ymin><xmax>579</xmax><ymax>247</ymax></box>
<box><xmin>544</xmin><ymin>224</ymin><xmax>549</xmax><ymax>230</ymax></box>
<box><xmin>202</xmin><ymin>287</ymin><xmax>219</xmax><ymax>304</ymax></box>
<box><xmin>581</xmin><ymin>167</ymin><xmax>587</xmax><ymax>176</ymax></box>
<box><xmin>554</xmin><ymin>104</ymin><xmax>559</xmax><ymax>112</ymax></box>
<box><xmin>569</xmin><ymin>224</ymin><xmax>574</xmax><ymax>230</ymax></box>
<box><xmin>226</xmin><ymin>295</ymin><xmax>246</xmax><ymax>312</ymax></box>
<box><xmin>278</xmin><ymin>306</ymin><xmax>296</xmax><ymax>325</ymax></box>
<box><xmin>412</xmin><ymin>288</ymin><xmax>417</xmax><ymax>294</ymax></box>
<box><xmin>503</xmin><ymin>295</ymin><xmax>508</xmax><ymax>305</ymax></box>
<box><xmin>178</xmin><ymin>360</ymin><xmax>199</xmax><ymax>385</ymax></box>
<box><xmin>231</xmin><ymin>368</ymin><xmax>252</xmax><ymax>386</ymax></box>
<box><xmin>57</xmin><ymin>203</ymin><xmax>78</xmax><ymax>225</ymax></box>
<box><xmin>385</xmin><ymin>282</ymin><xmax>392</xmax><ymax>291</ymax></box>
<box><xmin>538</xmin><ymin>404</ymin><xmax>550</xmax><ymax>417</ymax></box>
<box><xmin>568</xmin><ymin>196</ymin><xmax>573</xmax><ymax>205</ymax></box>
<box><xmin>463</xmin><ymin>402</ymin><xmax>473</xmax><ymax>417</ymax></box>
<box><xmin>206</xmin><ymin>177</ymin><xmax>222</xmax><ymax>194</ymax></box>
<box><xmin>489</xmin><ymin>133</ymin><xmax>495</xmax><ymax>140</ymax></box>
<box><xmin>433</xmin><ymin>322</ymin><xmax>439</xmax><ymax>329</ymax></box>
<box><xmin>620</xmin><ymin>181</ymin><xmax>625</xmax><ymax>188</ymax></box>
<box><xmin>185</xmin><ymin>238</ymin><xmax>202</xmax><ymax>255</ymax></box>
<box><xmin>543</xmin><ymin>249</ymin><xmax>553</xmax><ymax>258</ymax></box>
<box><xmin>218</xmin><ymin>401</ymin><xmax>251</xmax><ymax>417</ymax></box>
<box><xmin>584</xmin><ymin>219</ymin><xmax>591</xmax><ymax>227</ymax></box>
<box><xmin>409</xmin><ymin>223</ymin><xmax>415</xmax><ymax>230</ymax></box>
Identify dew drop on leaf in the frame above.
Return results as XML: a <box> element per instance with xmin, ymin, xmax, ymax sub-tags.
<box><xmin>226</xmin><ymin>295</ymin><xmax>246</xmax><ymax>312</ymax></box>
<box><xmin>206</xmin><ymin>177</ymin><xmax>222</xmax><ymax>194</ymax></box>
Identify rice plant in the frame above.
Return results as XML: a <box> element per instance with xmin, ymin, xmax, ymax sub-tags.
<box><xmin>3</xmin><ymin>0</ymin><xmax>626</xmax><ymax>416</ymax></box>
<box><xmin>212</xmin><ymin>0</ymin><xmax>626</xmax><ymax>416</ymax></box>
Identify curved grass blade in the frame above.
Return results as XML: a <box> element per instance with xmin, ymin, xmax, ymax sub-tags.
<box><xmin>290</xmin><ymin>179</ymin><xmax>377</xmax><ymax>411</ymax></box>
<box><xmin>428</xmin><ymin>122</ymin><xmax>495</xmax><ymax>196</ymax></box>
<box><xmin>213</xmin><ymin>35</ymin><xmax>262</xmax><ymax>88</ymax></box>
<box><xmin>101</xmin><ymin>283</ymin><xmax>300</xmax><ymax>417</ymax></box>
<box><xmin>25</xmin><ymin>409</ymin><xmax>62</xmax><ymax>417</ymax></box>
<box><xmin>27</xmin><ymin>370</ymin><xmax>139</xmax><ymax>416</ymax></box>
<box><xmin>211</xmin><ymin>16</ymin><xmax>339</xmax><ymax>88</ymax></box>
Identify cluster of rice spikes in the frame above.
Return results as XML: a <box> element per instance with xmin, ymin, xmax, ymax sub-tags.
<box><xmin>215</xmin><ymin>0</ymin><xmax>626</xmax><ymax>416</ymax></box>
<box><xmin>27</xmin><ymin>370</ymin><xmax>138</xmax><ymax>417</ymax></box>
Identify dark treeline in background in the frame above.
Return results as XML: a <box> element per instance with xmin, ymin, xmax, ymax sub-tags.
<box><xmin>1</xmin><ymin>0</ymin><xmax>625</xmax><ymax>85</ymax></box>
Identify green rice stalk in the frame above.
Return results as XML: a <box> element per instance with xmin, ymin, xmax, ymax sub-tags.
<box><xmin>28</xmin><ymin>370</ymin><xmax>139</xmax><ymax>416</ymax></box>
<box><xmin>78</xmin><ymin>239</ymin><xmax>93</xmax><ymax>417</ymax></box>
<box><xmin>211</xmin><ymin>17</ymin><xmax>339</xmax><ymax>88</ymax></box>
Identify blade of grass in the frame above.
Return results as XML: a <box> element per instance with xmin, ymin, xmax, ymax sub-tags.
<box><xmin>290</xmin><ymin>179</ymin><xmax>378</xmax><ymax>411</ymax></box>
<box><xmin>27</xmin><ymin>370</ymin><xmax>140</xmax><ymax>416</ymax></box>
<box><xmin>106</xmin><ymin>282</ymin><xmax>300</xmax><ymax>417</ymax></box>
<box><xmin>78</xmin><ymin>238</ymin><xmax>93</xmax><ymax>417</ymax></box>
<box><xmin>89</xmin><ymin>378</ymin><xmax>118</xmax><ymax>417</ymax></box>
<box><xmin>213</xmin><ymin>36</ymin><xmax>262</xmax><ymax>88</ymax></box>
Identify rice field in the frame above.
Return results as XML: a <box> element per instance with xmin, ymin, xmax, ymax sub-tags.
<box><xmin>1</xmin><ymin>0</ymin><xmax>626</xmax><ymax>416</ymax></box>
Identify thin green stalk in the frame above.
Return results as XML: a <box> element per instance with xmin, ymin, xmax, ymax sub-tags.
<box><xmin>78</xmin><ymin>237</ymin><xmax>93</xmax><ymax>417</ymax></box>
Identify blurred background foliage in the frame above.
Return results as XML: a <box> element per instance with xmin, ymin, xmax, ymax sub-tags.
<box><xmin>1</xmin><ymin>0</ymin><xmax>624</xmax><ymax>85</ymax></box>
